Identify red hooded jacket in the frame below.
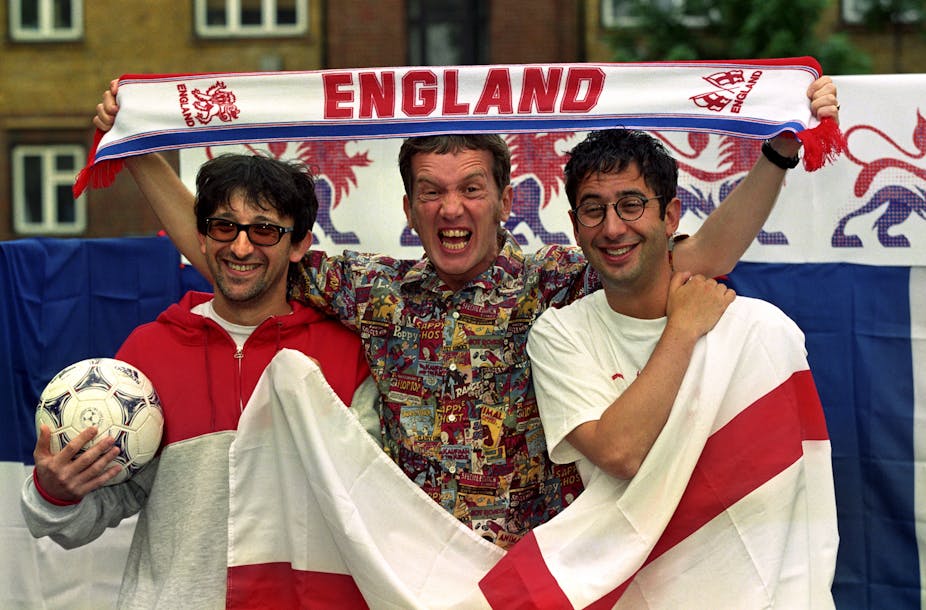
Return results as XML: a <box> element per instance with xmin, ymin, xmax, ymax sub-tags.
<box><xmin>116</xmin><ymin>291</ymin><xmax>370</xmax><ymax>447</ymax></box>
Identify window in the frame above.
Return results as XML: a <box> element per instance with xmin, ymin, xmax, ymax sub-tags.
<box><xmin>841</xmin><ymin>0</ymin><xmax>922</xmax><ymax>25</ymax></box>
<box><xmin>601</xmin><ymin>0</ymin><xmax>708</xmax><ymax>28</ymax></box>
<box><xmin>12</xmin><ymin>145</ymin><xmax>86</xmax><ymax>235</ymax></box>
<box><xmin>195</xmin><ymin>0</ymin><xmax>308</xmax><ymax>38</ymax></box>
<box><xmin>408</xmin><ymin>0</ymin><xmax>489</xmax><ymax>66</ymax></box>
<box><xmin>9</xmin><ymin>0</ymin><xmax>82</xmax><ymax>41</ymax></box>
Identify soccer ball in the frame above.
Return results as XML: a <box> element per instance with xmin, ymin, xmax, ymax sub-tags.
<box><xmin>35</xmin><ymin>358</ymin><xmax>164</xmax><ymax>486</ymax></box>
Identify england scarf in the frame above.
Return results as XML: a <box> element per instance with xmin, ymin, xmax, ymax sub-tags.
<box><xmin>227</xmin><ymin>295</ymin><xmax>838</xmax><ymax>609</ymax></box>
<box><xmin>74</xmin><ymin>56</ymin><xmax>844</xmax><ymax>197</ymax></box>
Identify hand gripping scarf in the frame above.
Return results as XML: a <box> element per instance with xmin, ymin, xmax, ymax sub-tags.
<box><xmin>73</xmin><ymin>56</ymin><xmax>844</xmax><ymax>198</ymax></box>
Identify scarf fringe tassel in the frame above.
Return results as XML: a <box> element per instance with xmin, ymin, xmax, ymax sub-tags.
<box><xmin>73</xmin><ymin>130</ymin><xmax>123</xmax><ymax>199</ymax></box>
<box><xmin>797</xmin><ymin>118</ymin><xmax>846</xmax><ymax>172</ymax></box>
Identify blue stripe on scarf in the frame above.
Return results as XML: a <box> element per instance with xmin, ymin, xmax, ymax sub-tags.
<box><xmin>94</xmin><ymin>116</ymin><xmax>808</xmax><ymax>161</ymax></box>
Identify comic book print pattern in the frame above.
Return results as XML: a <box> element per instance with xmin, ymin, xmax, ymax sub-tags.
<box><xmin>294</xmin><ymin>230</ymin><xmax>594</xmax><ymax>549</ymax></box>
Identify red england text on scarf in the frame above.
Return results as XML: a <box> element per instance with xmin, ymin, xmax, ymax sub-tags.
<box><xmin>322</xmin><ymin>67</ymin><xmax>605</xmax><ymax>120</ymax></box>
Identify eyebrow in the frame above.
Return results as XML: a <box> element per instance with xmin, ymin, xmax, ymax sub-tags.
<box><xmin>415</xmin><ymin>176</ymin><xmax>441</xmax><ymax>189</ymax></box>
<box><xmin>213</xmin><ymin>211</ymin><xmax>284</xmax><ymax>225</ymax></box>
<box><xmin>416</xmin><ymin>169</ymin><xmax>488</xmax><ymax>188</ymax></box>
<box><xmin>577</xmin><ymin>188</ymin><xmax>645</xmax><ymax>205</ymax></box>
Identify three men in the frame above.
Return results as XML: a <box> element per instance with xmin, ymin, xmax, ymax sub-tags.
<box><xmin>92</xmin><ymin>75</ymin><xmax>839</xmax><ymax>548</ymax></box>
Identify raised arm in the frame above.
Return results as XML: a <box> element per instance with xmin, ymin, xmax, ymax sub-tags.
<box><xmin>671</xmin><ymin>76</ymin><xmax>840</xmax><ymax>277</ymax></box>
<box><xmin>95</xmin><ymin>81</ymin><xmax>207</xmax><ymax>277</ymax></box>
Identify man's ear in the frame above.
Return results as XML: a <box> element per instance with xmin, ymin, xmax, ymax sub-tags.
<box><xmin>664</xmin><ymin>197</ymin><xmax>681</xmax><ymax>236</ymax></box>
<box><xmin>402</xmin><ymin>194</ymin><xmax>414</xmax><ymax>230</ymax></box>
<box><xmin>568</xmin><ymin>209</ymin><xmax>580</xmax><ymax>242</ymax></box>
<box><xmin>289</xmin><ymin>232</ymin><xmax>313</xmax><ymax>263</ymax></box>
<box><xmin>497</xmin><ymin>184</ymin><xmax>513</xmax><ymax>223</ymax></box>
<box><xmin>197</xmin><ymin>232</ymin><xmax>207</xmax><ymax>256</ymax></box>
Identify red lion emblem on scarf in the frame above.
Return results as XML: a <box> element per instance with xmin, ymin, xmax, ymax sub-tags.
<box><xmin>192</xmin><ymin>81</ymin><xmax>240</xmax><ymax>124</ymax></box>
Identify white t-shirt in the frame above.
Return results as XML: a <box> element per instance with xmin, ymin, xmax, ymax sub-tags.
<box><xmin>191</xmin><ymin>299</ymin><xmax>260</xmax><ymax>351</ymax></box>
<box><xmin>527</xmin><ymin>290</ymin><xmax>666</xmax><ymax>484</ymax></box>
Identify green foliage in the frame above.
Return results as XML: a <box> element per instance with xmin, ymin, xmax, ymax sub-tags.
<box><xmin>606</xmin><ymin>0</ymin><xmax>873</xmax><ymax>74</ymax></box>
<box><xmin>815</xmin><ymin>33</ymin><xmax>873</xmax><ymax>74</ymax></box>
<box><xmin>850</xmin><ymin>0</ymin><xmax>924</xmax><ymax>72</ymax></box>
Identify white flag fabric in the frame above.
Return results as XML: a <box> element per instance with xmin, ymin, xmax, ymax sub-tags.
<box><xmin>483</xmin><ymin>297</ymin><xmax>838</xmax><ymax>608</ymax></box>
<box><xmin>227</xmin><ymin>296</ymin><xmax>838</xmax><ymax>609</ymax></box>
<box><xmin>226</xmin><ymin>350</ymin><xmax>504</xmax><ymax>610</ymax></box>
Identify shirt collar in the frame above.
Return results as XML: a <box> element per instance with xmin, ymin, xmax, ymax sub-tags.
<box><xmin>400</xmin><ymin>228</ymin><xmax>525</xmax><ymax>296</ymax></box>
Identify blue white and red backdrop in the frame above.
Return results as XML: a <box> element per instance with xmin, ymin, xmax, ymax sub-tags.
<box><xmin>1</xmin><ymin>73</ymin><xmax>923</xmax><ymax>609</ymax></box>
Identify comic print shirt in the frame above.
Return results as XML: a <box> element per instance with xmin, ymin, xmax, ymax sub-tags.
<box><xmin>293</xmin><ymin>229</ymin><xmax>593</xmax><ymax>548</ymax></box>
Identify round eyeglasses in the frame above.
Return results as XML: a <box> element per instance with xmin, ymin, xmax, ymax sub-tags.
<box><xmin>203</xmin><ymin>218</ymin><xmax>294</xmax><ymax>246</ymax></box>
<box><xmin>571</xmin><ymin>195</ymin><xmax>662</xmax><ymax>228</ymax></box>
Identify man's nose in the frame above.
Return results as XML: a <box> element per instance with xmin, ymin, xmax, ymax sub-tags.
<box><xmin>230</xmin><ymin>228</ymin><xmax>255</xmax><ymax>257</ymax></box>
<box><xmin>439</xmin><ymin>192</ymin><xmax>465</xmax><ymax>217</ymax></box>
<box><xmin>600</xmin><ymin>204</ymin><xmax>629</xmax><ymax>237</ymax></box>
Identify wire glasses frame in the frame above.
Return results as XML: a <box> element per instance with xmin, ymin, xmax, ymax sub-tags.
<box><xmin>203</xmin><ymin>218</ymin><xmax>294</xmax><ymax>246</ymax></box>
<box><xmin>570</xmin><ymin>195</ymin><xmax>662</xmax><ymax>228</ymax></box>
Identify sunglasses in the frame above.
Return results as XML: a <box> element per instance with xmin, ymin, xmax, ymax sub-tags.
<box><xmin>203</xmin><ymin>218</ymin><xmax>294</xmax><ymax>246</ymax></box>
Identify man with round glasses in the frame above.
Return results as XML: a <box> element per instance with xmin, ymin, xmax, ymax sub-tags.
<box><xmin>526</xmin><ymin>128</ymin><xmax>837</xmax><ymax>604</ymax></box>
<box><xmin>533</xmin><ymin>128</ymin><xmax>738</xmax><ymax>481</ymax></box>
<box><xmin>21</xmin><ymin>153</ymin><xmax>378</xmax><ymax>609</ymax></box>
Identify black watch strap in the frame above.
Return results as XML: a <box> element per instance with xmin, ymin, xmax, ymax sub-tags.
<box><xmin>761</xmin><ymin>140</ymin><xmax>800</xmax><ymax>170</ymax></box>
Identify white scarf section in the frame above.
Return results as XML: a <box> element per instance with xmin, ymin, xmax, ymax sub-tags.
<box><xmin>75</xmin><ymin>57</ymin><xmax>844</xmax><ymax>196</ymax></box>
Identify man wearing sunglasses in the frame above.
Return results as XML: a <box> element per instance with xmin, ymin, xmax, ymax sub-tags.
<box><xmin>525</xmin><ymin>129</ymin><xmax>837</xmax><ymax>604</ymax></box>
<box><xmin>21</xmin><ymin>154</ymin><xmax>378</xmax><ymax>609</ymax></box>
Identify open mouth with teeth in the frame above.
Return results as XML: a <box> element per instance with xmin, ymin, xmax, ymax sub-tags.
<box><xmin>226</xmin><ymin>260</ymin><xmax>261</xmax><ymax>273</ymax></box>
<box><xmin>439</xmin><ymin>229</ymin><xmax>471</xmax><ymax>251</ymax></box>
<box><xmin>603</xmin><ymin>245</ymin><xmax>634</xmax><ymax>257</ymax></box>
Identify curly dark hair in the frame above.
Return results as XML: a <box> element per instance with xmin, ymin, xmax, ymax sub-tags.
<box><xmin>564</xmin><ymin>129</ymin><xmax>677</xmax><ymax>219</ymax></box>
<box><xmin>194</xmin><ymin>153</ymin><xmax>318</xmax><ymax>243</ymax></box>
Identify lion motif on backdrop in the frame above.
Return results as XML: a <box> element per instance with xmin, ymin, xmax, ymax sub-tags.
<box><xmin>832</xmin><ymin>111</ymin><xmax>926</xmax><ymax>248</ymax></box>
<box><xmin>205</xmin><ymin>141</ymin><xmax>369</xmax><ymax>245</ymax></box>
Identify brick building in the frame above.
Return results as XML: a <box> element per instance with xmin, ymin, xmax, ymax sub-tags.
<box><xmin>0</xmin><ymin>0</ymin><xmax>920</xmax><ymax>241</ymax></box>
<box><xmin>0</xmin><ymin>0</ymin><xmax>582</xmax><ymax>240</ymax></box>
<box><xmin>0</xmin><ymin>0</ymin><xmax>326</xmax><ymax>240</ymax></box>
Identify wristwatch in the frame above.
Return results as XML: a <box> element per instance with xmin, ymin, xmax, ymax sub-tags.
<box><xmin>761</xmin><ymin>140</ymin><xmax>800</xmax><ymax>170</ymax></box>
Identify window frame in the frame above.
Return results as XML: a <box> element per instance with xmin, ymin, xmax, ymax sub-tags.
<box><xmin>600</xmin><ymin>0</ymin><xmax>709</xmax><ymax>28</ymax></box>
<box><xmin>840</xmin><ymin>0</ymin><xmax>922</xmax><ymax>25</ymax></box>
<box><xmin>194</xmin><ymin>0</ymin><xmax>309</xmax><ymax>38</ymax></box>
<box><xmin>9</xmin><ymin>0</ymin><xmax>83</xmax><ymax>42</ymax></box>
<box><xmin>407</xmin><ymin>0</ymin><xmax>489</xmax><ymax>66</ymax></box>
<box><xmin>12</xmin><ymin>144</ymin><xmax>87</xmax><ymax>235</ymax></box>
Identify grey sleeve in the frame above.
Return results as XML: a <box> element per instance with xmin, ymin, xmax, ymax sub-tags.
<box><xmin>349</xmin><ymin>377</ymin><xmax>384</xmax><ymax>448</ymax></box>
<box><xmin>20</xmin><ymin>457</ymin><xmax>158</xmax><ymax>550</ymax></box>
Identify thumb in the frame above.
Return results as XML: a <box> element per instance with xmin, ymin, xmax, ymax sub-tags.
<box><xmin>36</xmin><ymin>424</ymin><xmax>52</xmax><ymax>455</ymax></box>
<box><xmin>669</xmin><ymin>270</ymin><xmax>692</xmax><ymax>292</ymax></box>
